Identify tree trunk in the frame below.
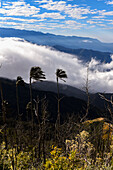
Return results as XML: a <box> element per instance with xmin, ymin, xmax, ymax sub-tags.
<box><xmin>16</xmin><ymin>84</ymin><xmax>19</xmax><ymax>119</ymax></box>
<box><xmin>57</xmin><ymin>77</ymin><xmax>60</xmax><ymax>126</ymax></box>
<box><xmin>29</xmin><ymin>77</ymin><xmax>33</xmax><ymax>129</ymax></box>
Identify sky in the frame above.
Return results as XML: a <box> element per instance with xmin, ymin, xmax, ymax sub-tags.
<box><xmin>1</xmin><ymin>37</ymin><xmax>113</xmax><ymax>93</ymax></box>
<box><xmin>0</xmin><ymin>0</ymin><xmax>113</xmax><ymax>42</ymax></box>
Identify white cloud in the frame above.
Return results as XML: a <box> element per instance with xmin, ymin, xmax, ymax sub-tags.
<box><xmin>0</xmin><ymin>21</ymin><xmax>48</xmax><ymax>31</ymax></box>
<box><xmin>39</xmin><ymin>0</ymin><xmax>67</xmax><ymax>11</ymax></box>
<box><xmin>36</xmin><ymin>0</ymin><xmax>113</xmax><ymax>23</ymax></box>
<box><xmin>0</xmin><ymin>0</ymin><xmax>40</xmax><ymax>17</ymax></box>
<box><xmin>97</xmin><ymin>23</ymin><xmax>106</xmax><ymax>27</ymax></box>
<box><xmin>64</xmin><ymin>20</ymin><xmax>84</xmax><ymax>29</ymax></box>
<box><xmin>92</xmin><ymin>15</ymin><xmax>105</xmax><ymax>19</ymax></box>
<box><xmin>99</xmin><ymin>10</ymin><xmax>113</xmax><ymax>16</ymax></box>
<box><xmin>38</xmin><ymin>0</ymin><xmax>94</xmax><ymax>19</ymax></box>
<box><xmin>65</xmin><ymin>7</ymin><xmax>89</xmax><ymax>19</ymax></box>
<box><xmin>0</xmin><ymin>37</ymin><xmax>113</xmax><ymax>93</ymax></box>
<box><xmin>0</xmin><ymin>21</ymin><xmax>19</xmax><ymax>26</ymax></box>
<box><xmin>87</xmin><ymin>20</ymin><xmax>102</xmax><ymax>24</ymax></box>
<box><xmin>107</xmin><ymin>1</ymin><xmax>113</xmax><ymax>5</ymax></box>
<box><xmin>65</xmin><ymin>20</ymin><xmax>79</xmax><ymax>24</ymax></box>
<box><xmin>33</xmin><ymin>12</ymin><xmax>65</xmax><ymax>19</ymax></box>
<box><xmin>35</xmin><ymin>0</ymin><xmax>53</xmax><ymax>3</ymax></box>
<box><xmin>0</xmin><ymin>16</ymin><xmax>39</xmax><ymax>23</ymax></box>
<box><xmin>82</xmin><ymin>40</ymin><xmax>92</xmax><ymax>43</ymax></box>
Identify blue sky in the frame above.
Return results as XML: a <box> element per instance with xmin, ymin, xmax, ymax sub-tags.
<box><xmin>0</xmin><ymin>0</ymin><xmax>113</xmax><ymax>42</ymax></box>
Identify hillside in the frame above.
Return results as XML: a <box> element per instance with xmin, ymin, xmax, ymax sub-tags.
<box><xmin>0</xmin><ymin>77</ymin><xmax>103</xmax><ymax>122</ymax></box>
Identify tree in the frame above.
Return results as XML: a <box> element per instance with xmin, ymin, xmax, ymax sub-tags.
<box><xmin>16</xmin><ymin>76</ymin><xmax>24</xmax><ymax>119</ymax></box>
<box><xmin>80</xmin><ymin>65</ymin><xmax>90</xmax><ymax>122</ymax></box>
<box><xmin>29</xmin><ymin>67</ymin><xmax>46</xmax><ymax>128</ymax></box>
<box><xmin>55</xmin><ymin>69</ymin><xmax>67</xmax><ymax>127</ymax></box>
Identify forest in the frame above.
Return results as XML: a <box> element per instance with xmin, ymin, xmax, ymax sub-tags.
<box><xmin>0</xmin><ymin>66</ymin><xmax>113</xmax><ymax>170</ymax></box>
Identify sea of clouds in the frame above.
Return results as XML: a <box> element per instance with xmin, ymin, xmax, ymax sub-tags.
<box><xmin>0</xmin><ymin>37</ymin><xmax>113</xmax><ymax>93</ymax></box>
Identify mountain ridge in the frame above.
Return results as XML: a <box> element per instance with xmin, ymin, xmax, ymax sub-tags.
<box><xmin>0</xmin><ymin>27</ymin><xmax>99</xmax><ymax>41</ymax></box>
<box><xmin>0</xmin><ymin>77</ymin><xmax>103</xmax><ymax>122</ymax></box>
<box><xmin>0</xmin><ymin>77</ymin><xmax>111</xmax><ymax>112</ymax></box>
<box><xmin>0</xmin><ymin>27</ymin><xmax>113</xmax><ymax>53</ymax></box>
<box><xmin>52</xmin><ymin>45</ymin><xmax>112</xmax><ymax>63</ymax></box>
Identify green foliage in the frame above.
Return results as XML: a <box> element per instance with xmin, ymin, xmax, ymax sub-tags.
<box><xmin>0</xmin><ymin>119</ymin><xmax>113</xmax><ymax>169</ymax></box>
<box><xmin>0</xmin><ymin>142</ymin><xmax>39</xmax><ymax>169</ymax></box>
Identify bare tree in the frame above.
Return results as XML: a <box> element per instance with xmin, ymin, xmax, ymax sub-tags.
<box><xmin>34</xmin><ymin>96</ymin><xmax>47</xmax><ymax>162</ymax></box>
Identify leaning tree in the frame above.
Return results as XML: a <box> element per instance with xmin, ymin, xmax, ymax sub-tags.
<box><xmin>55</xmin><ymin>69</ymin><xmax>67</xmax><ymax>126</ymax></box>
<box><xmin>29</xmin><ymin>66</ymin><xmax>46</xmax><ymax>128</ymax></box>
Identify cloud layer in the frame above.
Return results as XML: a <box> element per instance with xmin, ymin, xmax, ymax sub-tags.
<box><xmin>0</xmin><ymin>37</ymin><xmax>113</xmax><ymax>93</ymax></box>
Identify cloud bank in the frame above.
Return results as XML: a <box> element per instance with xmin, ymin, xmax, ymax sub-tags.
<box><xmin>0</xmin><ymin>37</ymin><xmax>113</xmax><ymax>93</ymax></box>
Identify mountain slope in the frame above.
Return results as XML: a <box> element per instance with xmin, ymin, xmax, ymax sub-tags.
<box><xmin>0</xmin><ymin>77</ymin><xmax>102</xmax><ymax>122</ymax></box>
<box><xmin>53</xmin><ymin>45</ymin><xmax>112</xmax><ymax>63</ymax></box>
<box><xmin>32</xmin><ymin>81</ymin><xmax>87</xmax><ymax>101</ymax></box>
<box><xmin>32</xmin><ymin>80</ymin><xmax>113</xmax><ymax>113</ymax></box>
<box><xmin>0</xmin><ymin>27</ymin><xmax>113</xmax><ymax>53</ymax></box>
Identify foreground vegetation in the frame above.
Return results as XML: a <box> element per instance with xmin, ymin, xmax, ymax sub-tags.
<box><xmin>0</xmin><ymin>66</ymin><xmax>113</xmax><ymax>169</ymax></box>
<box><xmin>0</xmin><ymin>119</ymin><xmax>113</xmax><ymax>169</ymax></box>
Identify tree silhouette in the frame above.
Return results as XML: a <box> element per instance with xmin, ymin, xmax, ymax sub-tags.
<box><xmin>16</xmin><ymin>76</ymin><xmax>24</xmax><ymax>119</ymax></box>
<box><xmin>56</xmin><ymin>69</ymin><xmax>67</xmax><ymax>126</ymax></box>
<box><xmin>29</xmin><ymin>67</ymin><xmax>46</xmax><ymax>128</ymax></box>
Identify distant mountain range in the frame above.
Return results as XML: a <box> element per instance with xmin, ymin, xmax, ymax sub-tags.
<box><xmin>52</xmin><ymin>45</ymin><xmax>112</xmax><ymax>63</ymax></box>
<box><xmin>0</xmin><ymin>27</ymin><xmax>113</xmax><ymax>63</ymax></box>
